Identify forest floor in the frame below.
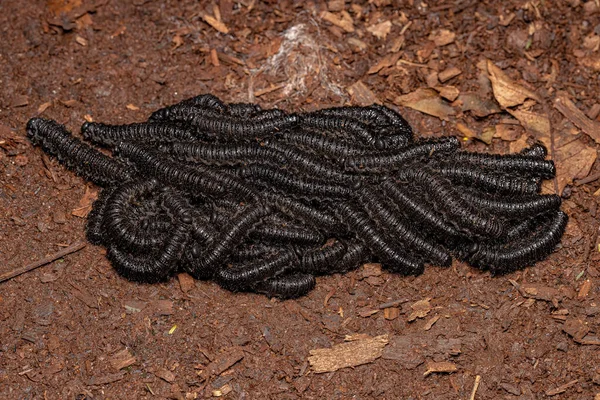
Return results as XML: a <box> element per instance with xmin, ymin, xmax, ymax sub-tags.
<box><xmin>1</xmin><ymin>0</ymin><xmax>600</xmax><ymax>399</ymax></box>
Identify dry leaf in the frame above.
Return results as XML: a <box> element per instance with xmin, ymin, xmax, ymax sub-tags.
<box><xmin>408</xmin><ymin>298</ymin><xmax>432</xmax><ymax>322</ymax></box>
<box><xmin>394</xmin><ymin>88</ymin><xmax>455</xmax><ymax>120</ymax></box>
<box><xmin>309</xmin><ymin>335</ymin><xmax>389</xmax><ymax>373</ymax></box>
<box><xmin>423</xmin><ymin>361</ymin><xmax>457</xmax><ymax>376</ymax></box>
<box><xmin>494</xmin><ymin>123</ymin><xmax>522</xmax><ymax>141</ymax></box>
<box><xmin>367</xmin><ymin>20</ymin><xmax>392</xmax><ymax>40</ymax></box>
<box><xmin>554</xmin><ymin>139</ymin><xmax>597</xmax><ymax>194</ymax></box>
<box><xmin>347</xmin><ymin>81</ymin><xmax>380</xmax><ymax>106</ymax></box>
<box><xmin>428</xmin><ymin>29</ymin><xmax>456</xmax><ymax>46</ymax></box>
<box><xmin>126</xmin><ymin>103</ymin><xmax>139</xmax><ymax>111</ymax></box>
<box><xmin>454</xmin><ymin>93</ymin><xmax>501</xmax><ymax>117</ymax></box>
<box><xmin>554</xmin><ymin>91</ymin><xmax>600</xmax><ymax>144</ymax></box>
<box><xmin>72</xmin><ymin>185</ymin><xmax>98</xmax><ymax>218</ymax></box>
<box><xmin>509</xmin><ymin>135</ymin><xmax>529</xmax><ymax>153</ymax></box>
<box><xmin>487</xmin><ymin>60</ymin><xmax>540</xmax><ymax>108</ymax></box>
<box><xmin>509</xmin><ymin>109</ymin><xmax>550</xmax><ymax>139</ymax></box>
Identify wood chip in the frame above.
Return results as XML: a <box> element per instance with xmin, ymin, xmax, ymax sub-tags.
<box><xmin>12</xmin><ymin>95</ymin><xmax>29</xmax><ymax>108</ymax></box>
<box><xmin>428</xmin><ymin>29</ymin><xmax>455</xmax><ymax>46</ymax></box>
<box><xmin>487</xmin><ymin>60</ymin><xmax>540</xmax><ymax>108</ymax></box>
<box><xmin>320</xmin><ymin>11</ymin><xmax>354</xmax><ymax>33</ymax></box>
<box><xmin>408</xmin><ymin>298</ymin><xmax>432</xmax><ymax>322</ymax></box>
<box><xmin>434</xmin><ymin>86</ymin><xmax>460</xmax><ymax>102</ymax></box>
<box><xmin>72</xmin><ymin>185</ymin><xmax>98</xmax><ymax>218</ymax></box>
<box><xmin>554</xmin><ymin>91</ymin><xmax>600</xmax><ymax>144</ymax></box>
<box><xmin>88</xmin><ymin>372</ymin><xmax>125</xmax><ymax>386</ymax></box>
<box><xmin>123</xmin><ymin>300</ymin><xmax>147</xmax><ymax>313</ymax></box>
<box><xmin>346</xmin><ymin>81</ymin><xmax>380</xmax><ymax>106</ymax></box>
<box><xmin>126</xmin><ymin>103</ymin><xmax>139</xmax><ymax>111</ymax></box>
<box><xmin>151</xmin><ymin>299</ymin><xmax>174</xmax><ymax>316</ymax></box>
<box><xmin>563</xmin><ymin>317</ymin><xmax>589</xmax><ymax>341</ymax></box>
<box><xmin>203</xmin><ymin>348</ymin><xmax>244</xmax><ymax>377</ymax></box>
<box><xmin>366</xmin><ymin>20</ymin><xmax>392</xmax><ymax>40</ymax></box>
<box><xmin>546</xmin><ymin>379</ymin><xmax>579</xmax><ymax>396</ymax></box>
<box><xmin>37</xmin><ymin>101</ymin><xmax>52</xmax><ymax>114</ymax></box>
<box><xmin>75</xmin><ymin>35</ymin><xmax>88</xmax><ymax>46</ymax></box>
<box><xmin>357</xmin><ymin>307</ymin><xmax>379</xmax><ymax>318</ymax></box>
<box><xmin>394</xmin><ymin>88</ymin><xmax>455</xmax><ymax>120</ymax></box>
<box><xmin>438</xmin><ymin>67</ymin><xmax>462</xmax><ymax>83</ymax></box>
<box><xmin>308</xmin><ymin>334</ymin><xmax>389</xmax><ymax>373</ymax></box>
<box><xmin>347</xmin><ymin>37</ymin><xmax>367</xmax><ymax>52</ymax></box>
<box><xmin>367</xmin><ymin>52</ymin><xmax>402</xmax><ymax>75</ymax></box>
<box><xmin>383</xmin><ymin>307</ymin><xmax>400</xmax><ymax>320</ymax></box>
<box><xmin>361</xmin><ymin>263</ymin><xmax>382</xmax><ymax>278</ymax></box>
<box><xmin>177</xmin><ymin>273</ymin><xmax>196</xmax><ymax>293</ymax></box>
<box><xmin>578</xmin><ymin>279</ymin><xmax>592</xmax><ymax>299</ymax></box>
<box><xmin>210</xmin><ymin>49</ymin><xmax>220</xmax><ymax>67</ymax></box>
<box><xmin>202</xmin><ymin>14</ymin><xmax>229</xmax><ymax>34</ymax></box>
<box><xmin>110</xmin><ymin>349</ymin><xmax>136</xmax><ymax>370</ymax></box>
<box><xmin>155</xmin><ymin>368</ymin><xmax>176</xmax><ymax>383</ymax></box>
<box><xmin>423</xmin><ymin>315</ymin><xmax>440</xmax><ymax>330</ymax></box>
<box><xmin>423</xmin><ymin>361</ymin><xmax>457</xmax><ymax>376</ymax></box>
<box><xmin>212</xmin><ymin>384</ymin><xmax>232</xmax><ymax>397</ymax></box>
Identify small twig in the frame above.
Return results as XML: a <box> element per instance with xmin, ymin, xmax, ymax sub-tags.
<box><xmin>575</xmin><ymin>171</ymin><xmax>600</xmax><ymax>186</ymax></box>
<box><xmin>469</xmin><ymin>375</ymin><xmax>481</xmax><ymax>400</ymax></box>
<box><xmin>0</xmin><ymin>242</ymin><xmax>86</xmax><ymax>283</ymax></box>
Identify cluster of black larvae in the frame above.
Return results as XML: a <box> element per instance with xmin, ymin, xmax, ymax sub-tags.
<box><xmin>26</xmin><ymin>94</ymin><xmax>567</xmax><ymax>298</ymax></box>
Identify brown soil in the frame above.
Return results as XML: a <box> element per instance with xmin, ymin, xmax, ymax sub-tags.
<box><xmin>1</xmin><ymin>1</ymin><xmax>599</xmax><ymax>399</ymax></box>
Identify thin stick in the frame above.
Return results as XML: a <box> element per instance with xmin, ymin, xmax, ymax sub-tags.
<box><xmin>0</xmin><ymin>242</ymin><xmax>86</xmax><ymax>283</ymax></box>
<box><xmin>575</xmin><ymin>171</ymin><xmax>600</xmax><ymax>186</ymax></box>
<box><xmin>469</xmin><ymin>375</ymin><xmax>481</xmax><ymax>400</ymax></box>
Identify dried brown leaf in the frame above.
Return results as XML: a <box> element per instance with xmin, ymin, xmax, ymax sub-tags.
<box><xmin>554</xmin><ymin>139</ymin><xmax>597</xmax><ymax>194</ymax></box>
<box><xmin>487</xmin><ymin>60</ymin><xmax>540</xmax><ymax>108</ymax></box>
<box><xmin>309</xmin><ymin>335</ymin><xmax>389</xmax><ymax>373</ymax></box>
<box><xmin>554</xmin><ymin>91</ymin><xmax>600</xmax><ymax>144</ymax></box>
<box><xmin>509</xmin><ymin>135</ymin><xmax>529</xmax><ymax>153</ymax></box>
<box><xmin>394</xmin><ymin>88</ymin><xmax>455</xmax><ymax>120</ymax></box>
<box><xmin>493</xmin><ymin>123</ymin><xmax>522</xmax><ymax>141</ymax></box>
<box><xmin>455</xmin><ymin>93</ymin><xmax>502</xmax><ymax>117</ymax></box>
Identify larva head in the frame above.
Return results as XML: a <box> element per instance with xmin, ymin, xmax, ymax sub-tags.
<box><xmin>26</xmin><ymin>117</ymin><xmax>49</xmax><ymax>142</ymax></box>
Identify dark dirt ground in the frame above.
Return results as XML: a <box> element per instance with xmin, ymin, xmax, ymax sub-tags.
<box><xmin>1</xmin><ymin>1</ymin><xmax>600</xmax><ymax>399</ymax></box>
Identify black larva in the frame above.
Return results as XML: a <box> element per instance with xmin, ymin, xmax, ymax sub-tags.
<box><xmin>26</xmin><ymin>94</ymin><xmax>567</xmax><ymax>298</ymax></box>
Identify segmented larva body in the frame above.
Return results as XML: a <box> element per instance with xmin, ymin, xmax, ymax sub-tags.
<box><xmin>25</xmin><ymin>94</ymin><xmax>567</xmax><ymax>297</ymax></box>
